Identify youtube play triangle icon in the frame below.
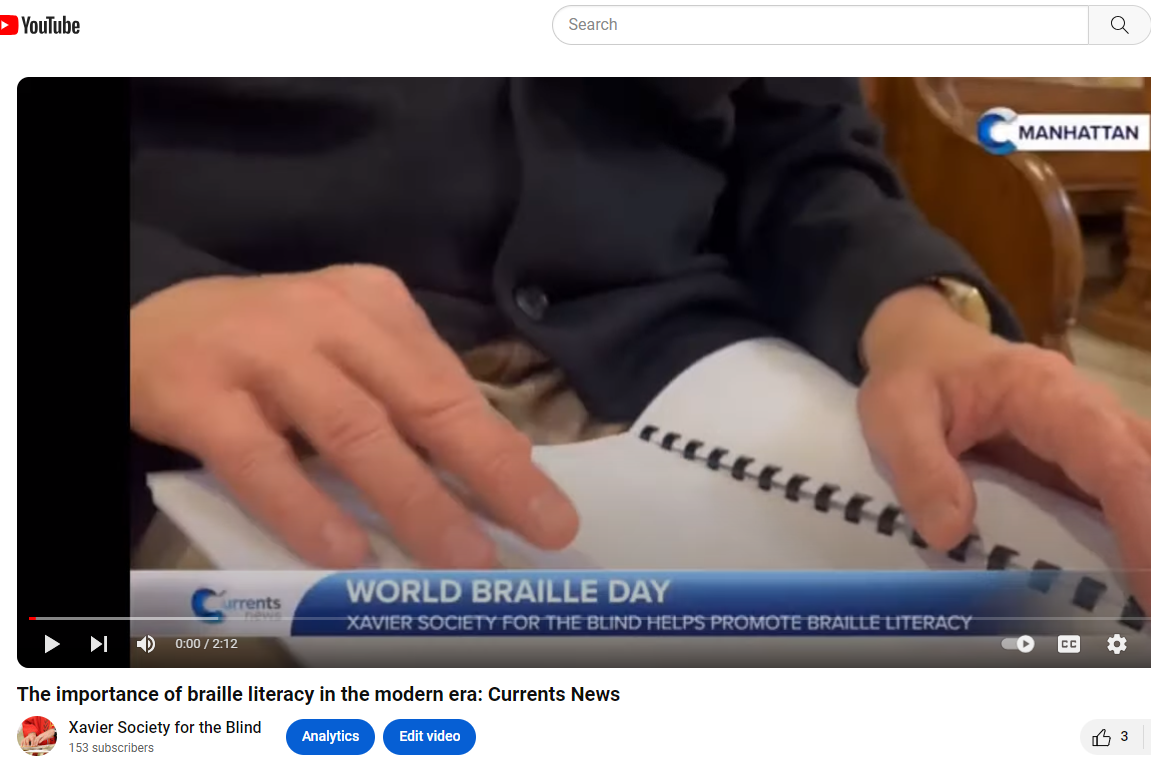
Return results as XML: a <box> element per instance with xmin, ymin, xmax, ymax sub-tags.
<box><xmin>0</xmin><ymin>15</ymin><xmax>17</xmax><ymax>35</ymax></box>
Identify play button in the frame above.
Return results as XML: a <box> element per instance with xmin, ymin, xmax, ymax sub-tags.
<box><xmin>44</xmin><ymin>635</ymin><xmax>59</xmax><ymax>653</ymax></box>
<box><xmin>1016</xmin><ymin>635</ymin><xmax>1035</xmax><ymax>653</ymax></box>
<box><xmin>1</xmin><ymin>21</ymin><xmax>8</xmax><ymax>30</ymax></box>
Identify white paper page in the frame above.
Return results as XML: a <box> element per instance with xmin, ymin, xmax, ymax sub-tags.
<box><xmin>147</xmin><ymin>429</ymin><xmax>983</xmax><ymax>572</ymax></box>
<box><xmin>630</xmin><ymin>337</ymin><xmax>1123</xmax><ymax>577</ymax></box>
<box><xmin>149</xmin><ymin>336</ymin><xmax>1122</xmax><ymax>577</ymax></box>
<box><xmin>146</xmin><ymin>455</ymin><xmax>601</xmax><ymax>573</ymax></box>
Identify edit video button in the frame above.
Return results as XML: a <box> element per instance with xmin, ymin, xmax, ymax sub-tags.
<box><xmin>285</xmin><ymin>719</ymin><xmax>374</xmax><ymax>755</ymax></box>
<box><xmin>382</xmin><ymin>719</ymin><xmax>476</xmax><ymax>755</ymax></box>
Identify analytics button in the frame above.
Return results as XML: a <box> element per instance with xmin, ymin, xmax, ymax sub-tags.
<box><xmin>382</xmin><ymin>719</ymin><xmax>476</xmax><ymax>755</ymax></box>
<box><xmin>285</xmin><ymin>719</ymin><xmax>374</xmax><ymax>755</ymax></box>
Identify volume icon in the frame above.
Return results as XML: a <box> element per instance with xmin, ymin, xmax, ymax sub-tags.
<box><xmin>136</xmin><ymin>635</ymin><xmax>155</xmax><ymax>653</ymax></box>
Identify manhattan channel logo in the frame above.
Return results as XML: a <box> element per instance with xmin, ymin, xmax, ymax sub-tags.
<box><xmin>976</xmin><ymin>107</ymin><xmax>1150</xmax><ymax>155</ymax></box>
<box><xmin>0</xmin><ymin>14</ymin><xmax>81</xmax><ymax>34</ymax></box>
<box><xmin>191</xmin><ymin>588</ymin><xmax>283</xmax><ymax>623</ymax></box>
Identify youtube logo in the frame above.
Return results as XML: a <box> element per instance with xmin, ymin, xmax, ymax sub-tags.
<box><xmin>0</xmin><ymin>15</ymin><xmax>81</xmax><ymax>35</ymax></box>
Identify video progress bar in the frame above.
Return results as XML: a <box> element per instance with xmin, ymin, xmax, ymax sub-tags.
<box><xmin>32</xmin><ymin>616</ymin><xmax>208</xmax><ymax>621</ymax></box>
<box><xmin>30</xmin><ymin>615</ymin><xmax>1144</xmax><ymax>621</ymax></box>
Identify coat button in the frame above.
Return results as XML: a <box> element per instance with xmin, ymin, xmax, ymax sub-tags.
<box><xmin>513</xmin><ymin>285</ymin><xmax>549</xmax><ymax>321</ymax></box>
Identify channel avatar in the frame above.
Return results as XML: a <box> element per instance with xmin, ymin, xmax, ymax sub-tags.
<box><xmin>18</xmin><ymin>716</ymin><xmax>55</xmax><ymax>756</ymax></box>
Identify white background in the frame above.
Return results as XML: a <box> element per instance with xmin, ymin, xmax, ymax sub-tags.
<box><xmin>2</xmin><ymin>1</ymin><xmax>1149</xmax><ymax>764</ymax></box>
<box><xmin>0</xmin><ymin>1</ymin><xmax>1149</xmax><ymax>71</ymax></box>
<box><xmin>8</xmin><ymin>668</ymin><xmax>1151</xmax><ymax>762</ymax></box>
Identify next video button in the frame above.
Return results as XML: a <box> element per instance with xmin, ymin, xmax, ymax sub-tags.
<box><xmin>382</xmin><ymin>719</ymin><xmax>476</xmax><ymax>755</ymax></box>
<box><xmin>286</xmin><ymin>719</ymin><xmax>374</xmax><ymax>755</ymax></box>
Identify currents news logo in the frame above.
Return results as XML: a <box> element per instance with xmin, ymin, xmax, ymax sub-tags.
<box><xmin>0</xmin><ymin>14</ymin><xmax>81</xmax><ymax>35</ymax></box>
<box><xmin>976</xmin><ymin>107</ymin><xmax>1150</xmax><ymax>155</ymax></box>
<box><xmin>191</xmin><ymin>588</ymin><xmax>283</xmax><ymax>623</ymax></box>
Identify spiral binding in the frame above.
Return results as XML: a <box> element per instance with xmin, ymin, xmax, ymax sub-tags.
<box><xmin>637</xmin><ymin>424</ymin><xmax>1146</xmax><ymax>632</ymax></box>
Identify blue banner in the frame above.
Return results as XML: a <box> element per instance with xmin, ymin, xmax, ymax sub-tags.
<box><xmin>288</xmin><ymin>570</ymin><xmax>1061</xmax><ymax>637</ymax></box>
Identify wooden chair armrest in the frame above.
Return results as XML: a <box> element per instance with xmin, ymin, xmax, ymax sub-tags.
<box><xmin>871</xmin><ymin>78</ymin><xmax>1085</xmax><ymax>355</ymax></box>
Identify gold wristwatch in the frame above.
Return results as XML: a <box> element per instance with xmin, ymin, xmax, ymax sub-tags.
<box><xmin>858</xmin><ymin>277</ymin><xmax>993</xmax><ymax>372</ymax></box>
<box><xmin>931</xmin><ymin>276</ymin><xmax>992</xmax><ymax>332</ymax></box>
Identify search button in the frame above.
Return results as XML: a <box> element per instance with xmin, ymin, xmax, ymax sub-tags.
<box><xmin>1089</xmin><ymin>6</ymin><xmax>1149</xmax><ymax>43</ymax></box>
<box><xmin>382</xmin><ymin>719</ymin><xmax>476</xmax><ymax>755</ymax></box>
<box><xmin>285</xmin><ymin>719</ymin><xmax>374</xmax><ymax>755</ymax></box>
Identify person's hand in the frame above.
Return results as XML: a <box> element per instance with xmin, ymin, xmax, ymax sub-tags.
<box><xmin>130</xmin><ymin>265</ymin><xmax>578</xmax><ymax>569</ymax></box>
<box><xmin>35</xmin><ymin>730</ymin><xmax>54</xmax><ymax>745</ymax></box>
<box><xmin>858</xmin><ymin>286</ymin><xmax>1151</xmax><ymax>609</ymax></box>
<box><xmin>21</xmin><ymin>733</ymin><xmax>36</xmax><ymax>748</ymax></box>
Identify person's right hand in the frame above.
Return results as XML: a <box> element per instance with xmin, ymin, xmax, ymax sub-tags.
<box><xmin>130</xmin><ymin>265</ymin><xmax>579</xmax><ymax>569</ymax></box>
<box><xmin>21</xmin><ymin>733</ymin><xmax>35</xmax><ymax>749</ymax></box>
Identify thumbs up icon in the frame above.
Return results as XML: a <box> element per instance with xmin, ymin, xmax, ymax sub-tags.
<box><xmin>1092</xmin><ymin>729</ymin><xmax>1111</xmax><ymax>747</ymax></box>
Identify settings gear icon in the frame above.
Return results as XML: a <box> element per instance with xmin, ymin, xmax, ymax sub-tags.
<box><xmin>1106</xmin><ymin>634</ymin><xmax>1127</xmax><ymax>654</ymax></box>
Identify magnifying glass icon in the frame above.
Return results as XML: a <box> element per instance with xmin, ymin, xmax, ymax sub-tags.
<box><xmin>1111</xmin><ymin>15</ymin><xmax>1128</xmax><ymax>33</ymax></box>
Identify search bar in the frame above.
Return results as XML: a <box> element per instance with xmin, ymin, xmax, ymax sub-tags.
<box><xmin>553</xmin><ymin>5</ymin><xmax>1150</xmax><ymax>44</ymax></box>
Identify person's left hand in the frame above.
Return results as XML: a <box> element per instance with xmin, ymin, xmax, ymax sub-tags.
<box><xmin>858</xmin><ymin>286</ymin><xmax>1151</xmax><ymax>611</ymax></box>
<box><xmin>35</xmin><ymin>730</ymin><xmax>55</xmax><ymax>745</ymax></box>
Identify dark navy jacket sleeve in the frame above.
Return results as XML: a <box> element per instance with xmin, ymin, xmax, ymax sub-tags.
<box><xmin>725</xmin><ymin>78</ymin><xmax>1024</xmax><ymax>383</ymax></box>
<box><xmin>130</xmin><ymin>222</ymin><xmax>248</xmax><ymax>306</ymax></box>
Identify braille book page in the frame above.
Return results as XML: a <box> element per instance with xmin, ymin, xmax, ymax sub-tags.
<box><xmin>623</xmin><ymin>337</ymin><xmax>1123</xmax><ymax>578</ymax></box>
<box><xmin>146</xmin><ymin>337</ymin><xmax>1127</xmax><ymax>598</ymax></box>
